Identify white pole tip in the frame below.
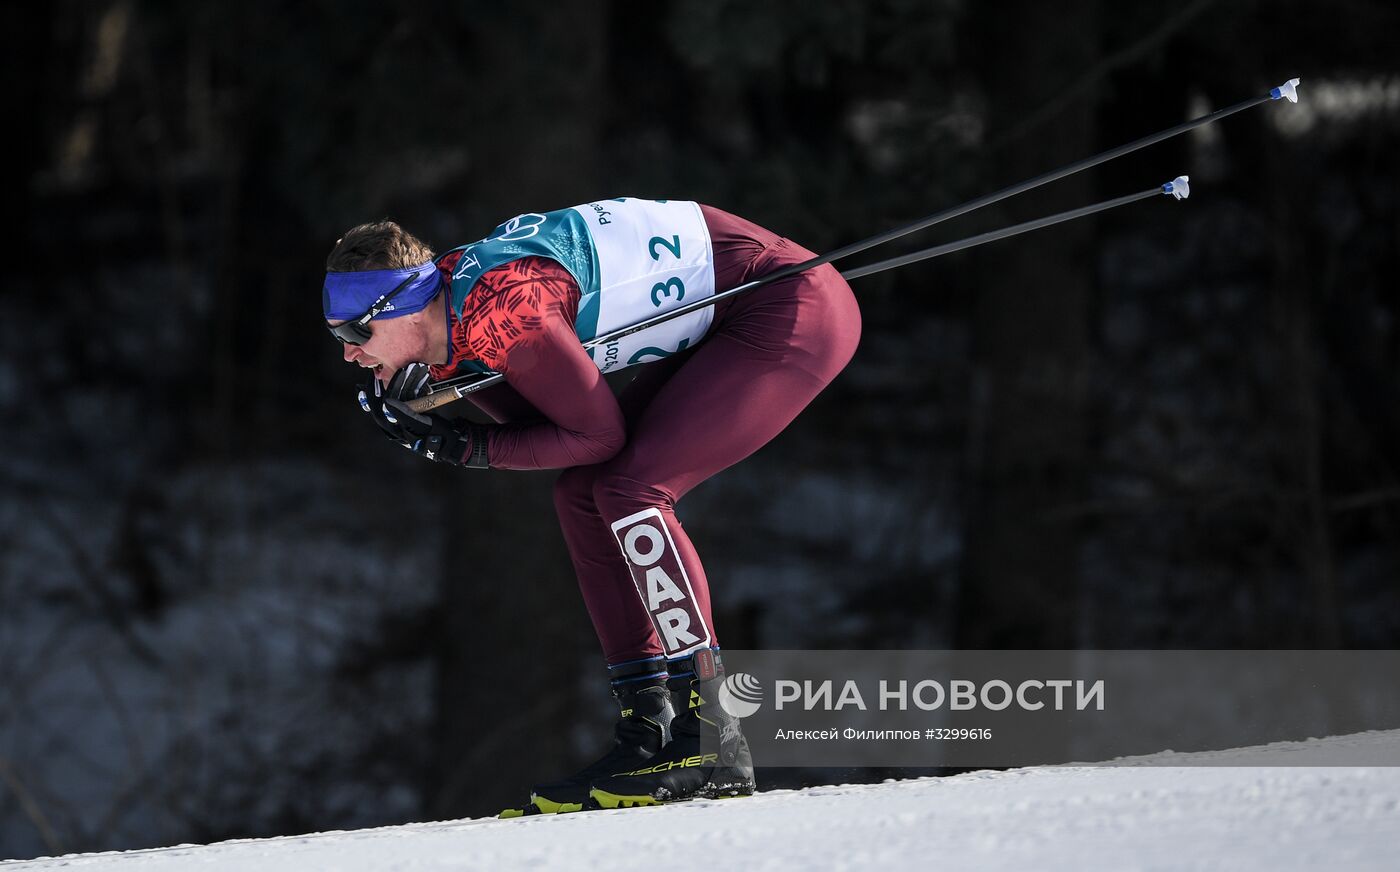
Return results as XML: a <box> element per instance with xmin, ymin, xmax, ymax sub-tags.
<box><xmin>1163</xmin><ymin>175</ymin><xmax>1191</xmax><ymax>200</ymax></box>
<box><xmin>1270</xmin><ymin>77</ymin><xmax>1301</xmax><ymax>103</ymax></box>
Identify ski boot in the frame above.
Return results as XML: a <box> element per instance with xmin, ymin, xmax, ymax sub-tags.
<box><xmin>500</xmin><ymin>656</ymin><xmax>675</xmax><ymax>817</ymax></box>
<box><xmin>589</xmin><ymin>647</ymin><xmax>755</xmax><ymax>808</ymax></box>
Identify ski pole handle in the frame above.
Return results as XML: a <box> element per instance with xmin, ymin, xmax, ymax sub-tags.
<box><xmin>406</xmin><ymin>382</ymin><xmax>486</xmax><ymax>414</ymax></box>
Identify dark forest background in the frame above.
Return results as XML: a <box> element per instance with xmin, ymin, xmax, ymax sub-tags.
<box><xmin>3</xmin><ymin>0</ymin><xmax>1399</xmax><ymax>859</ymax></box>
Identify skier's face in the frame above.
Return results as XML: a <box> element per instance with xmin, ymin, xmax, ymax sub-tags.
<box><xmin>332</xmin><ymin>311</ymin><xmax>430</xmax><ymax>386</ymax></box>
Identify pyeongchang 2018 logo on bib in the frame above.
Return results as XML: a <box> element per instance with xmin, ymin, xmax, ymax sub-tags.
<box><xmin>718</xmin><ymin>673</ymin><xmax>764</xmax><ymax>718</ymax></box>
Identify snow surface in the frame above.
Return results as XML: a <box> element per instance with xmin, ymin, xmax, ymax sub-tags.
<box><xmin>5</xmin><ymin>730</ymin><xmax>1399</xmax><ymax>871</ymax></box>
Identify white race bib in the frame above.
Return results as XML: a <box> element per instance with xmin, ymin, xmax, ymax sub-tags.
<box><xmin>570</xmin><ymin>199</ymin><xmax>716</xmax><ymax>373</ymax></box>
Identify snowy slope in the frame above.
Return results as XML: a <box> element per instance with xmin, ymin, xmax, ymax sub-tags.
<box><xmin>5</xmin><ymin>730</ymin><xmax>1399</xmax><ymax>871</ymax></box>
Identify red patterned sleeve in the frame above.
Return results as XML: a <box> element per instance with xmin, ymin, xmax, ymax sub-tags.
<box><xmin>447</xmin><ymin>257</ymin><xmax>626</xmax><ymax>470</ymax></box>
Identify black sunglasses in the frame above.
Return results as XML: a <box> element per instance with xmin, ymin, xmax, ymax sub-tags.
<box><xmin>326</xmin><ymin>269</ymin><xmax>424</xmax><ymax>346</ymax></box>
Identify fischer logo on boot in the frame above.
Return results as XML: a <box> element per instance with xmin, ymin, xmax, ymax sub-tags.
<box><xmin>610</xmin><ymin>508</ymin><xmax>712</xmax><ymax>656</ymax></box>
<box><xmin>618</xmin><ymin>753</ymin><xmax>719</xmax><ymax>776</ymax></box>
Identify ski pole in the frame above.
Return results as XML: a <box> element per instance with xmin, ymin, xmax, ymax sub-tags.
<box><xmin>840</xmin><ymin>177</ymin><xmax>1190</xmax><ymax>281</ymax></box>
<box><xmin>716</xmin><ymin>78</ymin><xmax>1297</xmax><ymax>293</ymax></box>
<box><xmin>408</xmin><ymin>176</ymin><xmax>1194</xmax><ymax>413</ymax></box>
<box><xmin>413</xmin><ymin>77</ymin><xmax>1300</xmax><ymax>410</ymax></box>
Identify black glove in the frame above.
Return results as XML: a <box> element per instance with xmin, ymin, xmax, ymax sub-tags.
<box><xmin>357</xmin><ymin>373</ymin><xmax>410</xmax><ymax>445</ymax></box>
<box><xmin>380</xmin><ymin>364</ymin><xmax>490</xmax><ymax>469</ymax></box>
<box><xmin>385</xmin><ymin>362</ymin><xmax>435</xmax><ymax>404</ymax></box>
<box><xmin>356</xmin><ymin>363</ymin><xmax>454</xmax><ymax>451</ymax></box>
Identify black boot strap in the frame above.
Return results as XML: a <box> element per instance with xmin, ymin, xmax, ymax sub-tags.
<box><xmin>666</xmin><ymin>647</ymin><xmax>722</xmax><ymax>683</ymax></box>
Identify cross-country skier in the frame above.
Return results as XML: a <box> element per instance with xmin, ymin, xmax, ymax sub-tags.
<box><xmin>322</xmin><ymin>198</ymin><xmax>861</xmax><ymax>813</ymax></box>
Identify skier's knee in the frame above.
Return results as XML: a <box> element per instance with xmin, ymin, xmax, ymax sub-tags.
<box><xmin>553</xmin><ymin>465</ymin><xmax>600</xmax><ymax>516</ymax></box>
<box><xmin>591</xmin><ymin>468</ymin><xmax>674</xmax><ymax>519</ymax></box>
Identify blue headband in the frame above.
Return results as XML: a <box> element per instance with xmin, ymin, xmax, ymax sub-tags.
<box><xmin>322</xmin><ymin>262</ymin><xmax>442</xmax><ymax>321</ymax></box>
